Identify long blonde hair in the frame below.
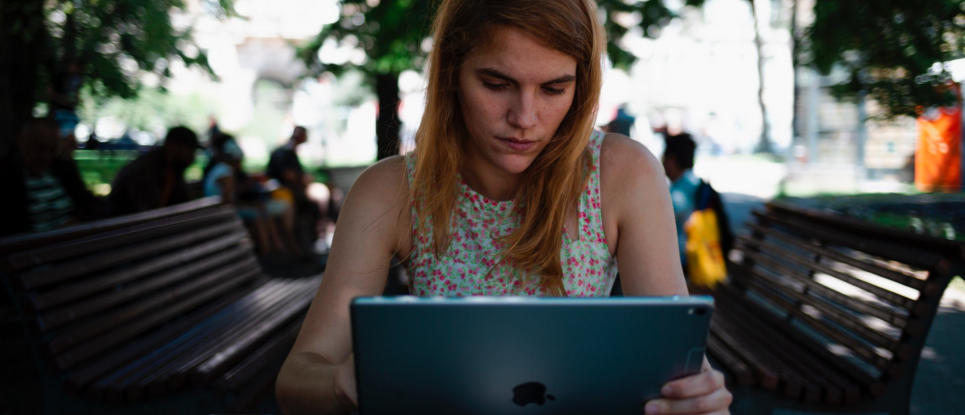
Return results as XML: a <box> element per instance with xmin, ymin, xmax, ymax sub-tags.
<box><xmin>411</xmin><ymin>0</ymin><xmax>606</xmax><ymax>293</ymax></box>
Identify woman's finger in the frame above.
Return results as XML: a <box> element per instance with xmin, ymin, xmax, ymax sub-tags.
<box><xmin>644</xmin><ymin>385</ymin><xmax>732</xmax><ymax>414</ymax></box>
<box><xmin>661</xmin><ymin>368</ymin><xmax>726</xmax><ymax>399</ymax></box>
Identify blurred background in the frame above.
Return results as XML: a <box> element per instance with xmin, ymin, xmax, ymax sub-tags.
<box><xmin>2</xmin><ymin>1</ymin><xmax>964</xmax><ymax>414</ymax></box>
<box><xmin>4</xmin><ymin>0</ymin><xmax>962</xmax><ymax>200</ymax></box>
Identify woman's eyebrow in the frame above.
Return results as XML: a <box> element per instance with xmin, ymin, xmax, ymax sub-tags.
<box><xmin>476</xmin><ymin>68</ymin><xmax>576</xmax><ymax>85</ymax></box>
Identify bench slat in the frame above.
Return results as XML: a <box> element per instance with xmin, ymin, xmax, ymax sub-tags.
<box><xmin>732</xmin><ymin>264</ymin><xmax>892</xmax><ymax>371</ymax></box>
<box><xmin>732</xmin><ymin>239</ymin><xmax>907</xmax><ymax>328</ymax></box>
<box><xmin>706</xmin><ymin>332</ymin><xmax>755</xmax><ymax>387</ymax></box>
<box><xmin>756</xmin><ymin>210</ymin><xmax>944</xmax><ymax>270</ymax></box>
<box><xmin>86</xmin><ymin>277</ymin><xmax>289</xmax><ymax>401</ymax></box>
<box><xmin>0</xmin><ymin>197</ymin><xmax>223</xmax><ymax>260</ymax></box>
<box><xmin>157</xmin><ymin>280</ymin><xmax>313</xmax><ymax>394</ymax></box>
<box><xmin>10</xmin><ymin>206</ymin><xmax>234</xmax><ymax>276</ymax></box>
<box><xmin>123</xmin><ymin>279</ymin><xmax>300</xmax><ymax>401</ymax></box>
<box><xmin>65</xmin><ymin>288</ymin><xmax>251</xmax><ymax>390</ymax></box>
<box><xmin>711</xmin><ymin>302</ymin><xmax>809</xmax><ymax>399</ymax></box>
<box><xmin>716</xmin><ymin>279</ymin><xmax>884</xmax><ymax>394</ymax></box>
<box><xmin>190</xmin><ymin>276</ymin><xmax>320</xmax><ymax>385</ymax></box>
<box><xmin>45</xmin><ymin>246</ymin><xmax>252</xmax><ymax>353</ymax></box>
<box><xmin>154</xmin><ymin>281</ymin><xmax>297</xmax><ymax>390</ymax></box>
<box><xmin>38</xmin><ymin>237</ymin><xmax>252</xmax><ymax>331</ymax></box>
<box><xmin>745</xmin><ymin>222</ymin><xmax>926</xmax><ymax>292</ymax></box>
<box><xmin>24</xmin><ymin>221</ymin><xmax>243</xmax><ymax>307</ymax></box>
<box><xmin>52</xmin><ymin>259</ymin><xmax>260</xmax><ymax>370</ymax></box>
<box><xmin>714</xmin><ymin>290</ymin><xmax>862</xmax><ymax>404</ymax></box>
<box><xmin>768</xmin><ymin>200</ymin><xmax>964</xmax><ymax>259</ymax></box>
<box><xmin>738</xmin><ymin>234</ymin><xmax>917</xmax><ymax>311</ymax></box>
<box><xmin>715</xmin><ymin>304</ymin><xmax>824</xmax><ymax>402</ymax></box>
<box><xmin>215</xmin><ymin>317</ymin><xmax>301</xmax><ymax>391</ymax></box>
<box><xmin>736</xmin><ymin>247</ymin><xmax>904</xmax><ymax>353</ymax></box>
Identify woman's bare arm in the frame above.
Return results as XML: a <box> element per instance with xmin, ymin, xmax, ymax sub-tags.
<box><xmin>600</xmin><ymin>133</ymin><xmax>730</xmax><ymax>414</ymax></box>
<box><xmin>276</xmin><ymin>156</ymin><xmax>410</xmax><ymax>415</ymax></box>
<box><xmin>599</xmin><ymin>133</ymin><xmax>688</xmax><ymax>296</ymax></box>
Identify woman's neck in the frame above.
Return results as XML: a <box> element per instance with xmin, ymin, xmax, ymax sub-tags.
<box><xmin>459</xmin><ymin>162</ymin><xmax>520</xmax><ymax>201</ymax></box>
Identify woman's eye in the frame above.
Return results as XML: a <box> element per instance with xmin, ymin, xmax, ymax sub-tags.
<box><xmin>483</xmin><ymin>81</ymin><xmax>509</xmax><ymax>90</ymax></box>
<box><xmin>543</xmin><ymin>86</ymin><xmax>565</xmax><ymax>96</ymax></box>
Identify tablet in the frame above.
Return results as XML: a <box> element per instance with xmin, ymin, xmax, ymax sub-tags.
<box><xmin>351</xmin><ymin>296</ymin><xmax>713</xmax><ymax>415</ymax></box>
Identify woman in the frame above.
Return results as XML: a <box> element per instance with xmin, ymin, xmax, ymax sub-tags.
<box><xmin>276</xmin><ymin>0</ymin><xmax>731</xmax><ymax>414</ymax></box>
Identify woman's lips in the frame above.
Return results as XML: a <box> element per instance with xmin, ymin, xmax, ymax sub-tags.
<box><xmin>497</xmin><ymin>136</ymin><xmax>537</xmax><ymax>152</ymax></box>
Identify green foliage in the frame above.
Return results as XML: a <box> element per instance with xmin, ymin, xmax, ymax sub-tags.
<box><xmin>301</xmin><ymin>0</ymin><xmax>706</xmax><ymax>80</ymax></box>
<box><xmin>596</xmin><ymin>0</ymin><xmax>706</xmax><ymax>69</ymax></box>
<box><xmin>25</xmin><ymin>0</ymin><xmax>232</xmax><ymax>107</ymax></box>
<box><xmin>807</xmin><ymin>0</ymin><xmax>965</xmax><ymax>118</ymax></box>
<box><xmin>78</xmin><ymin>87</ymin><xmax>217</xmax><ymax>140</ymax></box>
<box><xmin>299</xmin><ymin>0</ymin><xmax>435</xmax><ymax>82</ymax></box>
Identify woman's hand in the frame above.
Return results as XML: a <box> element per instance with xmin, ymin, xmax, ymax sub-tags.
<box><xmin>333</xmin><ymin>356</ymin><xmax>358</xmax><ymax>408</ymax></box>
<box><xmin>644</xmin><ymin>359</ymin><xmax>731</xmax><ymax>414</ymax></box>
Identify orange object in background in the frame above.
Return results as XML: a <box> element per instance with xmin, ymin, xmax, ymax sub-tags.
<box><xmin>915</xmin><ymin>104</ymin><xmax>962</xmax><ymax>192</ymax></box>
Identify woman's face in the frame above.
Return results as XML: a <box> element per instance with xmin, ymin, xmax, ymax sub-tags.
<box><xmin>457</xmin><ymin>26</ymin><xmax>577</xmax><ymax>177</ymax></box>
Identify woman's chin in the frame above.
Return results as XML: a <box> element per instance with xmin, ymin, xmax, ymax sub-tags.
<box><xmin>494</xmin><ymin>154</ymin><xmax>538</xmax><ymax>175</ymax></box>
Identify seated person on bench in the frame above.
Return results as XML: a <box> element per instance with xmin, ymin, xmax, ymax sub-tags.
<box><xmin>276</xmin><ymin>1</ymin><xmax>732</xmax><ymax>414</ymax></box>
<box><xmin>204</xmin><ymin>133</ymin><xmax>302</xmax><ymax>258</ymax></box>
<box><xmin>108</xmin><ymin>126</ymin><xmax>200</xmax><ymax>216</ymax></box>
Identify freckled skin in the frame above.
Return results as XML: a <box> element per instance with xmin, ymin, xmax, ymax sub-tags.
<box><xmin>457</xmin><ymin>26</ymin><xmax>577</xmax><ymax>201</ymax></box>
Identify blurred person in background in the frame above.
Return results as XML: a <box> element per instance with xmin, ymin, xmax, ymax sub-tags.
<box><xmin>268</xmin><ymin>126</ymin><xmax>329</xmax><ymax>252</ymax></box>
<box><xmin>603</xmin><ymin>103</ymin><xmax>636</xmax><ymax>136</ymax></box>
<box><xmin>204</xmin><ymin>133</ymin><xmax>303</xmax><ymax>258</ymax></box>
<box><xmin>662</xmin><ymin>132</ymin><xmax>733</xmax><ymax>289</ymax></box>
<box><xmin>50</xmin><ymin>123</ymin><xmax>109</xmax><ymax>221</ymax></box>
<box><xmin>662</xmin><ymin>132</ymin><xmax>701</xmax><ymax>263</ymax></box>
<box><xmin>108</xmin><ymin>126</ymin><xmax>200</xmax><ymax>215</ymax></box>
<box><xmin>3</xmin><ymin>118</ymin><xmax>82</xmax><ymax>234</ymax></box>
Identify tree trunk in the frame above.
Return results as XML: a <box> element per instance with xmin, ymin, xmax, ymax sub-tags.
<box><xmin>375</xmin><ymin>72</ymin><xmax>401</xmax><ymax>160</ymax></box>
<box><xmin>1</xmin><ymin>0</ymin><xmax>46</xmax><ymax>158</ymax></box>
<box><xmin>750</xmin><ymin>0</ymin><xmax>773</xmax><ymax>153</ymax></box>
<box><xmin>790</xmin><ymin>0</ymin><xmax>800</xmax><ymax>143</ymax></box>
<box><xmin>1</xmin><ymin>0</ymin><xmax>46</xmax><ymax>237</ymax></box>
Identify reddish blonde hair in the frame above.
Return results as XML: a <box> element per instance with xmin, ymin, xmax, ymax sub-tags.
<box><xmin>411</xmin><ymin>0</ymin><xmax>606</xmax><ymax>293</ymax></box>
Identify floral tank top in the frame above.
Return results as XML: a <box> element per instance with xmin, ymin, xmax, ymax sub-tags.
<box><xmin>405</xmin><ymin>130</ymin><xmax>618</xmax><ymax>297</ymax></box>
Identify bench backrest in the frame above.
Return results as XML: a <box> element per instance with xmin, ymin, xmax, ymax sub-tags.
<box><xmin>0</xmin><ymin>199</ymin><xmax>262</xmax><ymax>376</ymax></box>
<box><xmin>728</xmin><ymin>200</ymin><xmax>962</xmax><ymax>391</ymax></box>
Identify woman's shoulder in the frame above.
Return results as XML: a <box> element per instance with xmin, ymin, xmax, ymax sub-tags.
<box><xmin>348</xmin><ymin>155</ymin><xmax>409</xmax><ymax>202</ymax></box>
<box><xmin>599</xmin><ymin>132</ymin><xmax>665</xmax><ymax>181</ymax></box>
<box><xmin>337</xmin><ymin>155</ymin><xmax>412</xmax><ymax>254</ymax></box>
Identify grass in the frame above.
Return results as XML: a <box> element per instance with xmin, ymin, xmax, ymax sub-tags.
<box><xmin>951</xmin><ymin>276</ymin><xmax>965</xmax><ymax>295</ymax></box>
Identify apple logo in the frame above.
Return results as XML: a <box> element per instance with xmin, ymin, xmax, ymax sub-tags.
<box><xmin>512</xmin><ymin>382</ymin><xmax>556</xmax><ymax>406</ymax></box>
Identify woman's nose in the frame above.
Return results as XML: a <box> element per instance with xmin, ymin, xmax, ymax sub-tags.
<box><xmin>507</xmin><ymin>91</ymin><xmax>538</xmax><ymax>129</ymax></box>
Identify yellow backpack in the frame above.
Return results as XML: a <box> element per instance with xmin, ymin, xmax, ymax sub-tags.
<box><xmin>683</xmin><ymin>181</ymin><xmax>730</xmax><ymax>289</ymax></box>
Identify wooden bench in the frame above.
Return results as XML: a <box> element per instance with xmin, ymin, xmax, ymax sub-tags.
<box><xmin>706</xmin><ymin>200</ymin><xmax>964</xmax><ymax>415</ymax></box>
<box><xmin>0</xmin><ymin>197</ymin><xmax>321</xmax><ymax>414</ymax></box>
